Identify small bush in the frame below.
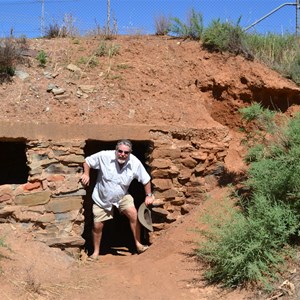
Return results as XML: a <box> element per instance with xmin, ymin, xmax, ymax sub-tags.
<box><xmin>197</xmin><ymin>110</ymin><xmax>300</xmax><ymax>288</ymax></box>
<box><xmin>44</xmin><ymin>23</ymin><xmax>60</xmax><ymax>38</ymax></box>
<box><xmin>154</xmin><ymin>15</ymin><xmax>170</xmax><ymax>35</ymax></box>
<box><xmin>87</xmin><ymin>17</ymin><xmax>118</xmax><ymax>40</ymax></box>
<box><xmin>36</xmin><ymin>50</ymin><xmax>47</xmax><ymax>67</ymax></box>
<box><xmin>246</xmin><ymin>115</ymin><xmax>300</xmax><ymax>204</ymax></box>
<box><xmin>62</xmin><ymin>13</ymin><xmax>79</xmax><ymax>37</ymax></box>
<box><xmin>239</xmin><ymin>103</ymin><xmax>277</xmax><ymax>147</ymax></box>
<box><xmin>0</xmin><ymin>237</ymin><xmax>5</xmax><ymax>248</ymax></box>
<box><xmin>0</xmin><ymin>236</ymin><xmax>9</xmax><ymax>261</ymax></box>
<box><xmin>44</xmin><ymin>14</ymin><xmax>78</xmax><ymax>38</ymax></box>
<box><xmin>240</xmin><ymin>102</ymin><xmax>275</xmax><ymax>128</ymax></box>
<box><xmin>116</xmin><ymin>63</ymin><xmax>131</xmax><ymax>70</ymax></box>
<box><xmin>95</xmin><ymin>41</ymin><xmax>120</xmax><ymax>57</ymax></box>
<box><xmin>77</xmin><ymin>56</ymin><xmax>98</xmax><ymax>68</ymax></box>
<box><xmin>203</xmin><ymin>19</ymin><xmax>252</xmax><ymax>59</ymax></box>
<box><xmin>108</xmin><ymin>44</ymin><xmax>120</xmax><ymax>58</ymax></box>
<box><xmin>17</xmin><ymin>35</ymin><xmax>28</xmax><ymax>48</ymax></box>
<box><xmin>24</xmin><ymin>269</ymin><xmax>41</xmax><ymax>294</ymax></box>
<box><xmin>170</xmin><ymin>8</ymin><xmax>204</xmax><ymax>40</ymax></box>
<box><xmin>197</xmin><ymin>195</ymin><xmax>297</xmax><ymax>288</ymax></box>
<box><xmin>0</xmin><ymin>38</ymin><xmax>22</xmax><ymax>81</ymax></box>
<box><xmin>240</xmin><ymin>102</ymin><xmax>267</xmax><ymax>122</ymax></box>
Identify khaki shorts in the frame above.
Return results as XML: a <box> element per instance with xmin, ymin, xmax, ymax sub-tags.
<box><xmin>93</xmin><ymin>194</ymin><xmax>134</xmax><ymax>223</ymax></box>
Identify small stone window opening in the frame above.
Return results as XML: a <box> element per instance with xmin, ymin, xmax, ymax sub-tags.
<box><xmin>0</xmin><ymin>140</ymin><xmax>29</xmax><ymax>185</ymax></box>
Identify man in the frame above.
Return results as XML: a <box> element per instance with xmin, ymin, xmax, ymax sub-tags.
<box><xmin>81</xmin><ymin>139</ymin><xmax>153</xmax><ymax>260</ymax></box>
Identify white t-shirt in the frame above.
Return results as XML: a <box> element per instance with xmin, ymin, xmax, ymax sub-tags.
<box><xmin>85</xmin><ymin>150</ymin><xmax>151</xmax><ymax>210</ymax></box>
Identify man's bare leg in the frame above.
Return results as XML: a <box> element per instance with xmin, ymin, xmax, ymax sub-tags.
<box><xmin>91</xmin><ymin>221</ymin><xmax>104</xmax><ymax>258</ymax></box>
<box><xmin>122</xmin><ymin>206</ymin><xmax>147</xmax><ymax>253</ymax></box>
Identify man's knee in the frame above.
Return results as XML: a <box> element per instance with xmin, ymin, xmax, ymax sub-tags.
<box><xmin>93</xmin><ymin>222</ymin><xmax>104</xmax><ymax>233</ymax></box>
<box><xmin>123</xmin><ymin>206</ymin><xmax>137</xmax><ymax>220</ymax></box>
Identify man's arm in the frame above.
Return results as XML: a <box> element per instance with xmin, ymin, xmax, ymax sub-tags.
<box><xmin>144</xmin><ymin>181</ymin><xmax>154</xmax><ymax>206</ymax></box>
<box><xmin>81</xmin><ymin>162</ymin><xmax>91</xmax><ymax>186</ymax></box>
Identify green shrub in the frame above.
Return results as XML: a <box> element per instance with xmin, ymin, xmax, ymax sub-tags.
<box><xmin>202</xmin><ymin>19</ymin><xmax>251</xmax><ymax>58</ymax></box>
<box><xmin>170</xmin><ymin>8</ymin><xmax>204</xmax><ymax>40</ymax></box>
<box><xmin>247</xmin><ymin>114</ymin><xmax>300</xmax><ymax>205</ymax></box>
<box><xmin>197</xmin><ymin>111</ymin><xmax>300</xmax><ymax>288</ymax></box>
<box><xmin>36</xmin><ymin>50</ymin><xmax>47</xmax><ymax>67</ymax></box>
<box><xmin>240</xmin><ymin>102</ymin><xmax>267</xmax><ymax>122</ymax></box>
<box><xmin>108</xmin><ymin>44</ymin><xmax>120</xmax><ymax>58</ymax></box>
<box><xmin>284</xmin><ymin>113</ymin><xmax>300</xmax><ymax>145</ymax></box>
<box><xmin>198</xmin><ymin>195</ymin><xmax>297</xmax><ymax>288</ymax></box>
<box><xmin>95</xmin><ymin>41</ymin><xmax>120</xmax><ymax>57</ymax></box>
<box><xmin>240</xmin><ymin>103</ymin><xmax>275</xmax><ymax>130</ymax></box>
<box><xmin>239</xmin><ymin>103</ymin><xmax>277</xmax><ymax>148</ymax></box>
<box><xmin>77</xmin><ymin>55</ymin><xmax>98</xmax><ymax>67</ymax></box>
<box><xmin>95</xmin><ymin>41</ymin><xmax>107</xmax><ymax>57</ymax></box>
<box><xmin>245</xmin><ymin>144</ymin><xmax>265</xmax><ymax>163</ymax></box>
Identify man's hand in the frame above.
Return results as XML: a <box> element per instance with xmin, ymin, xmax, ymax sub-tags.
<box><xmin>145</xmin><ymin>194</ymin><xmax>154</xmax><ymax>206</ymax></box>
<box><xmin>80</xmin><ymin>174</ymin><xmax>90</xmax><ymax>186</ymax></box>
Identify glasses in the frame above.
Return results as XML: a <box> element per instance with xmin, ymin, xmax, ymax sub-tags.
<box><xmin>117</xmin><ymin>149</ymin><xmax>130</xmax><ymax>155</ymax></box>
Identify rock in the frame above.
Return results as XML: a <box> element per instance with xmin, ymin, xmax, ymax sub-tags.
<box><xmin>78</xmin><ymin>85</ymin><xmax>96</xmax><ymax>93</ymax></box>
<box><xmin>42</xmin><ymin>235</ymin><xmax>85</xmax><ymax>247</ymax></box>
<box><xmin>76</xmin><ymin>89</ymin><xmax>88</xmax><ymax>98</ymax></box>
<box><xmin>52</xmin><ymin>88</ymin><xmax>65</xmax><ymax>95</ymax></box>
<box><xmin>181</xmin><ymin>157</ymin><xmax>198</xmax><ymax>168</ymax></box>
<box><xmin>151</xmin><ymin>158</ymin><xmax>172</xmax><ymax>169</ymax></box>
<box><xmin>152</xmin><ymin>198</ymin><xmax>164</xmax><ymax>207</ymax></box>
<box><xmin>15</xmin><ymin>191</ymin><xmax>52</xmax><ymax>206</ymax></box>
<box><xmin>45</xmin><ymin>197</ymin><xmax>83</xmax><ymax>213</ymax></box>
<box><xmin>14</xmin><ymin>70</ymin><xmax>29</xmax><ymax>80</ymax></box>
<box><xmin>152</xmin><ymin>223</ymin><xmax>165</xmax><ymax>231</ymax></box>
<box><xmin>44</xmin><ymin>71</ymin><xmax>53</xmax><ymax>79</ymax></box>
<box><xmin>152</xmin><ymin>178</ymin><xmax>173</xmax><ymax>191</ymax></box>
<box><xmin>181</xmin><ymin>204</ymin><xmax>192</xmax><ymax>214</ymax></box>
<box><xmin>19</xmin><ymin>48</ymin><xmax>39</xmax><ymax>57</ymax></box>
<box><xmin>151</xmin><ymin>207</ymin><xmax>169</xmax><ymax>217</ymax></box>
<box><xmin>170</xmin><ymin>198</ymin><xmax>185</xmax><ymax>206</ymax></box>
<box><xmin>128</xmin><ymin>109</ymin><xmax>135</xmax><ymax>118</ymax></box>
<box><xmin>67</xmin><ymin>64</ymin><xmax>82</xmax><ymax>72</ymax></box>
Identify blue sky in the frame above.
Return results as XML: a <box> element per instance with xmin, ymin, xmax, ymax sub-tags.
<box><xmin>0</xmin><ymin>0</ymin><xmax>298</xmax><ymax>38</ymax></box>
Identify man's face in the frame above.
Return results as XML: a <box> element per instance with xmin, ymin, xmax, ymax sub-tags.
<box><xmin>116</xmin><ymin>144</ymin><xmax>131</xmax><ymax>164</ymax></box>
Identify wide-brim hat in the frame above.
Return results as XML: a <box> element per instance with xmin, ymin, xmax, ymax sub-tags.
<box><xmin>138</xmin><ymin>203</ymin><xmax>153</xmax><ymax>232</ymax></box>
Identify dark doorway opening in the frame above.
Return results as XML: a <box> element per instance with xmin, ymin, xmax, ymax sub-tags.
<box><xmin>82</xmin><ymin>140</ymin><xmax>152</xmax><ymax>255</ymax></box>
<box><xmin>0</xmin><ymin>140</ymin><xmax>29</xmax><ymax>185</ymax></box>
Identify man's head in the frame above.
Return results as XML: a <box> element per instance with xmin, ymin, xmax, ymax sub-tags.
<box><xmin>115</xmin><ymin>139</ymin><xmax>132</xmax><ymax>164</ymax></box>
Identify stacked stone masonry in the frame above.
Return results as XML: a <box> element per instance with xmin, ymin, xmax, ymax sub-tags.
<box><xmin>149</xmin><ymin>128</ymin><xmax>230</xmax><ymax>237</ymax></box>
<box><xmin>0</xmin><ymin>140</ymin><xmax>86</xmax><ymax>248</ymax></box>
<box><xmin>0</xmin><ymin>127</ymin><xmax>230</xmax><ymax>250</ymax></box>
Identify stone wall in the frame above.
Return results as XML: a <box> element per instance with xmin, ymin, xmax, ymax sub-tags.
<box><xmin>0</xmin><ymin>140</ymin><xmax>86</xmax><ymax>249</ymax></box>
<box><xmin>0</xmin><ymin>123</ymin><xmax>230</xmax><ymax>250</ymax></box>
<box><xmin>148</xmin><ymin>127</ymin><xmax>230</xmax><ymax>239</ymax></box>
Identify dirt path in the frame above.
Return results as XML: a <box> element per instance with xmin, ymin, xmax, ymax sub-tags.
<box><xmin>0</xmin><ymin>187</ymin><xmax>256</xmax><ymax>300</ymax></box>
